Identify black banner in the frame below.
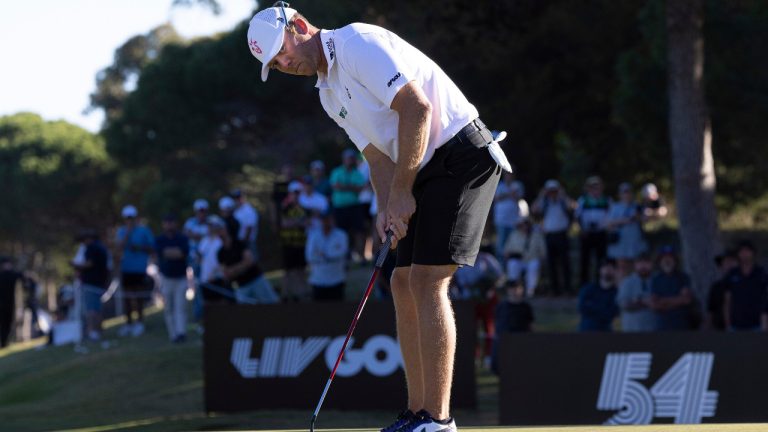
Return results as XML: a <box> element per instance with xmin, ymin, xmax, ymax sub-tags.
<box><xmin>204</xmin><ymin>301</ymin><xmax>476</xmax><ymax>412</ymax></box>
<box><xmin>499</xmin><ymin>332</ymin><xmax>768</xmax><ymax>425</ymax></box>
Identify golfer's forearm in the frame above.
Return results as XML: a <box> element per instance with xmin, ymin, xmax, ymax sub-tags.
<box><xmin>363</xmin><ymin>145</ymin><xmax>396</xmax><ymax>210</ymax></box>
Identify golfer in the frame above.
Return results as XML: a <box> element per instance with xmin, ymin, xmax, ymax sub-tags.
<box><xmin>247</xmin><ymin>4</ymin><xmax>511</xmax><ymax>432</ymax></box>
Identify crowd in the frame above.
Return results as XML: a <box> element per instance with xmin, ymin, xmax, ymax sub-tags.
<box><xmin>0</xmin><ymin>151</ymin><xmax>766</xmax><ymax>362</ymax></box>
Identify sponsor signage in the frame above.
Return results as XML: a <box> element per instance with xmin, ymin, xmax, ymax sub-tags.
<box><xmin>498</xmin><ymin>333</ymin><xmax>768</xmax><ymax>425</ymax></box>
<box><xmin>204</xmin><ymin>301</ymin><xmax>476</xmax><ymax>412</ymax></box>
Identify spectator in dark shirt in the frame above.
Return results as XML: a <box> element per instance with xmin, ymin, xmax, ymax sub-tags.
<box><xmin>281</xmin><ymin>181</ymin><xmax>309</xmax><ymax>302</ymax></box>
<box><xmin>271</xmin><ymin>163</ymin><xmax>295</xmax><ymax>230</ymax></box>
<box><xmin>72</xmin><ymin>230</ymin><xmax>110</xmax><ymax>341</ymax></box>
<box><xmin>576</xmin><ymin>176</ymin><xmax>611</xmax><ymax>286</ymax></box>
<box><xmin>706</xmin><ymin>250</ymin><xmax>738</xmax><ymax>331</ymax></box>
<box><xmin>155</xmin><ymin>215</ymin><xmax>190</xmax><ymax>343</ymax></box>
<box><xmin>218</xmin><ymin>196</ymin><xmax>241</xmax><ymax>242</ymax></box>
<box><xmin>578</xmin><ymin>259</ymin><xmax>619</xmax><ymax>331</ymax></box>
<box><xmin>0</xmin><ymin>257</ymin><xmax>21</xmax><ymax>348</ymax></box>
<box><xmin>310</xmin><ymin>160</ymin><xmax>332</xmax><ymax>198</ymax></box>
<box><xmin>492</xmin><ymin>280</ymin><xmax>534</xmax><ymax>374</ymax></box>
<box><xmin>649</xmin><ymin>247</ymin><xmax>692</xmax><ymax>331</ymax></box>
<box><xmin>217</xmin><ymin>225</ymin><xmax>279</xmax><ymax>304</ymax></box>
<box><xmin>724</xmin><ymin>241</ymin><xmax>768</xmax><ymax>331</ymax></box>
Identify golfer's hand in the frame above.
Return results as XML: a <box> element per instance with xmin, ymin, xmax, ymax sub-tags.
<box><xmin>386</xmin><ymin>192</ymin><xmax>416</xmax><ymax>246</ymax></box>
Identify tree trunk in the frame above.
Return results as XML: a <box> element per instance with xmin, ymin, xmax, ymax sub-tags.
<box><xmin>666</xmin><ymin>0</ymin><xmax>721</xmax><ymax>303</ymax></box>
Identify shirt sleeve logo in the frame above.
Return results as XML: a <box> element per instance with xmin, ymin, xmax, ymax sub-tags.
<box><xmin>386</xmin><ymin>72</ymin><xmax>402</xmax><ymax>88</ymax></box>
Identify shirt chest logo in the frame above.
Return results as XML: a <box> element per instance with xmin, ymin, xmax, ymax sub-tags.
<box><xmin>339</xmin><ymin>106</ymin><xmax>348</xmax><ymax>119</ymax></box>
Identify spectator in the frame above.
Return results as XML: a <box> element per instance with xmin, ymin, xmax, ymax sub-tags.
<box><xmin>155</xmin><ymin>215</ymin><xmax>190</xmax><ymax>343</ymax></box>
<box><xmin>115</xmin><ymin>205</ymin><xmax>154</xmax><ymax>337</ymax></box>
<box><xmin>305</xmin><ymin>212</ymin><xmax>349</xmax><ymax>301</ymax></box>
<box><xmin>218</xmin><ymin>196</ymin><xmax>240</xmax><ymax>242</ymax></box>
<box><xmin>72</xmin><ymin>230</ymin><xmax>110</xmax><ymax>341</ymax></box>
<box><xmin>217</xmin><ymin>221</ymin><xmax>279</xmax><ymax>304</ymax></box>
<box><xmin>532</xmin><ymin>180</ymin><xmax>574</xmax><ymax>295</ymax></box>
<box><xmin>578</xmin><ymin>259</ymin><xmax>619</xmax><ymax>332</ymax></box>
<box><xmin>649</xmin><ymin>247</ymin><xmax>693</xmax><ymax>331</ymax></box>
<box><xmin>231</xmin><ymin>189</ymin><xmax>260</xmax><ymax>259</ymax></box>
<box><xmin>280</xmin><ymin>181</ymin><xmax>310</xmax><ymax>302</ymax></box>
<box><xmin>706</xmin><ymin>250</ymin><xmax>738</xmax><ymax>330</ymax></box>
<box><xmin>184</xmin><ymin>199</ymin><xmax>210</xmax><ymax>322</ymax></box>
<box><xmin>330</xmin><ymin>149</ymin><xmax>367</xmax><ymax>261</ymax></box>
<box><xmin>298</xmin><ymin>175</ymin><xmax>330</xmax><ymax>233</ymax></box>
<box><xmin>309</xmin><ymin>160</ymin><xmax>332</xmax><ymax>197</ymax></box>
<box><xmin>724</xmin><ymin>241</ymin><xmax>768</xmax><ymax>331</ymax></box>
<box><xmin>576</xmin><ymin>176</ymin><xmax>611</xmax><ymax>285</ymax></box>
<box><xmin>271</xmin><ymin>163</ymin><xmax>295</xmax><ymax>230</ymax></box>
<box><xmin>606</xmin><ymin>183</ymin><xmax>647</xmax><ymax>278</ymax></box>
<box><xmin>492</xmin><ymin>280</ymin><xmax>534</xmax><ymax>374</ymax></box>
<box><xmin>452</xmin><ymin>249</ymin><xmax>504</xmax><ymax>370</ymax></box>
<box><xmin>0</xmin><ymin>257</ymin><xmax>21</xmax><ymax>348</ymax></box>
<box><xmin>503</xmin><ymin>218</ymin><xmax>546</xmax><ymax>297</ymax></box>
<box><xmin>616</xmin><ymin>253</ymin><xmax>655</xmax><ymax>332</ymax></box>
<box><xmin>197</xmin><ymin>216</ymin><xmax>227</xmax><ymax>304</ymax></box>
<box><xmin>493</xmin><ymin>173</ymin><xmax>529</xmax><ymax>260</ymax></box>
<box><xmin>640</xmin><ymin>183</ymin><xmax>668</xmax><ymax>222</ymax></box>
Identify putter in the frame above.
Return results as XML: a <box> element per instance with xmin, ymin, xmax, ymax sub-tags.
<box><xmin>309</xmin><ymin>230</ymin><xmax>394</xmax><ymax>432</ymax></box>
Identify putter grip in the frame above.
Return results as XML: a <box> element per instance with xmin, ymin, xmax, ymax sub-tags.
<box><xmin>375</xmin><ymin>231</ymin><xmax>393</xmax><ymax>268</ymax></box>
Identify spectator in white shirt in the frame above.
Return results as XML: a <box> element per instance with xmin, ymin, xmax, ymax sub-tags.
<box><xmin>184</xmin><ymin>198</ymin><xmax>210</xmax><ymax>322</ymax></box>
<box><xmin>231</xmin><ymin>189</ymin><xmax>259</xmax><ymax>259</ymax></box>
<box><xmin>503</xmin><ymin>218</ymin><xmax>547</xmax><ymax>297</ymax></box>
<box><xmin>305</xmin><ymin>212</ymin><xmax>349</xmax><ymax>301</ymax></box>
<box><xmin>298</xmin><ymin>175</ymin><xmax>330</xmax><ymax>233</ymax></box>
<box><xmin>197</xmin><ymin>216</ymin><xmax>225</xmax><ymax>299</ymax></box>
<box><xmin>493</xmin><ymin>173</ymin><xmax>529</xmax><ymax>260</ymax></box>
<box><xmin>532</xmin><ymin>180</ymin><xmax>575</xmax><ymax>296</ymax></box>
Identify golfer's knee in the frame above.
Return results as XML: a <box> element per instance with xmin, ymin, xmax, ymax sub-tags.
<box><xmin>390</xmin><ymin>267</ymin><xmax>410</xmax><ymax>295</ymax></box>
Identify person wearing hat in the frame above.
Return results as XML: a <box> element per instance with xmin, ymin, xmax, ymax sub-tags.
<box><xmin>576</xmin><ymin>176</ymin><xmax>611</xmax><ymax>286</ymax></box>
<box><xmin>184</xmin><ymin>199</ymin><xmax>211</xmax><ymax>322</ymax></box>
<box><xmin>648</xmin><ymin>246</ymin><xmax>693</xmax><ymax>331</ymax></box>
<box><xmin>493</xmin><ymin>172</ymin><xmax>529</xmax><ymax>261</ymax></box>
<box><xmin>154</xmin><ymin>214</ymin><xmax>190</xmax><ymax>343</ymax></box>
<box><xmin>309</xmin><ymin>160</ymin><xmax>332</xmax><ymax>197</ymax></box>
<box><xmin>532</xmin><ymin>179</ymin><xmax>575</xmax><ymax>296</ymax></box>
<box><xmin>305</xmin><ymin>211</ymin><xmax>349</xmax><ymax>301</ymax></box>
<box><xmin>280</xmin><ymin>180</ymin><xmax>310</xmax><ymax>302</ymax></box>
<box><xmin>502</xmin><ymin>217</ymin><xmax>546</xmax><ymax>297</ymax></box>
<box><xmin>246</xmin><ymin>4</ymin><xmax>512</xmax><ymax>430</ymax></box>
<box><xmin>329</xmin><ymin>149</ymin><xmax>367</xmax><ymax>262</ymax></box>
<box><xmin>231</xmin><ymin>189</ymin><xmax>260</xmax><ymax>260</ymax></box>
<box><xmin>218</xmin><ymin>196</ymin><xmax>241</xmax><ymax>243</ymax></box>
<box><xmin>115</xmin><ymin>205</ymin><xmax>155</xmax><ymax>337</ymax></box>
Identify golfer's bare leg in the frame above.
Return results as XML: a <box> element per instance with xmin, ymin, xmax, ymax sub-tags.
<box><xmin>410</xmin><ymin>263</ymin><xmax>458</xmax><ymax>420</ymax></box>
<box><xmin>391</xmin><ymin>266</ymin><xmax>424</xmax><ymax>412</ymax></box>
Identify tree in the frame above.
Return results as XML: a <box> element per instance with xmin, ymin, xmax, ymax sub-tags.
<box><xmin>666</xmin><ymin>0</ymin><xmax>721</xmax><ymax>300</ymax></box>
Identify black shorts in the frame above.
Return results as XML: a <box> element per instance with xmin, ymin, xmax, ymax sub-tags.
<box><xmin>334</xmin><ymin>205</ymin><xmax>364</xmax><ymax>234</ymax></box>
<box><xmin>121</xmin><ymin>273</ymin><xmax>147</xmax><ymax>289</ymax></box>
<box><xmin>396</xmin><ymin>120</ymin><xmax>501</xmax><ymax>268</ymax></box>
<box><xmin>283</xmin><ymin>246</ymin><xmax>306</xmax><ymax>269</ymax></box>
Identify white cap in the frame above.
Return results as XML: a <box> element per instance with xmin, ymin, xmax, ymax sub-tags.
<box><xmin>193</xmin><ymin>199</ymin><xmax>209</xmax><ymax>211</ymax></box>
<box><xmin>288</xmin><ymin>180</ymin><xmax>304</xmax><ymax>193</ymax></box>
<box><xmin>247</xmin><ymin>5</ymin><xmax>297</xmax><ymax>82</ymax></box>
<box><xmin>122</xmin><ymin>205</ymin><xmax>138</xmax><ymax>218</ymax></box>
<box><xmin>218</xmin><ymin>196</ymin><xmax>236</xmax><ymax>211</ymax></box>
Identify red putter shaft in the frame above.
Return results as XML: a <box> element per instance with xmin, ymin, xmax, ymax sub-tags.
<box><xmin>310</xmin><ymin>231</ymin><xmax>393</xmax><ymax>432</ymax></box>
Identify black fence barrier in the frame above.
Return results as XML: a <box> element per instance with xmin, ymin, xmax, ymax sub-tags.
<box><xmin>499</xmin><ymin>332</ymin><xmax>768</xmax><ymax>426</ymax></box>
<box><xmin>204</xmin><ymin>301</ymin><xmax>477</xmax><ymax>412</ymax></box>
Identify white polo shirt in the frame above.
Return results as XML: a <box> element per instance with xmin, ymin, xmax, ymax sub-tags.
<box><xmin>316</xmin><ymin>24</ymin><xmax>479</xmax><ymax>168</ymax></box>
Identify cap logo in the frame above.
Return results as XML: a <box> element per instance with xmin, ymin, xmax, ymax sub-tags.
<box><xmin>249</xmin><ymin>39</ymin><xmax>263</xmax><ymax>55</ymax></box>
